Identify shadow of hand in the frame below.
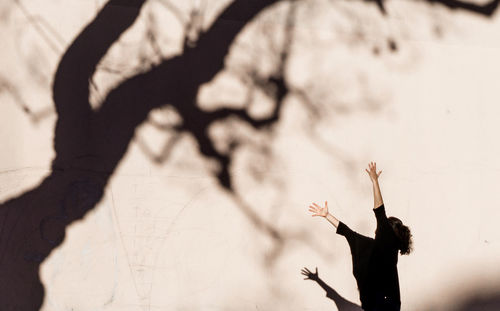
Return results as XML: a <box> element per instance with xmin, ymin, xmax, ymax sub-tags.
<box><xmin>301</xmin><ymin>266</ymin><xmax>363</xmax><ymax>311</ymax></box>
<box><xmin>301</xmin><ymin>266</ymin><xmax>320</xmax><ymax>281</ymax></box>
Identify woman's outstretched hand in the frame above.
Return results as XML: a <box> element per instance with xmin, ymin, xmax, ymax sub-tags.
<box><xmin>365</xmin><ymin>161</ymin><xmax>382</xmax><ymax>182</ymax></box>
<box><xmin>301</xmin><ymin>267</ymin><xmax>319</xmax><ymax>281</ymax></box>
<box><xmin>309</xmin><ymin>201</ymin><xmax>328</xmax><ymax>217</ymax></box>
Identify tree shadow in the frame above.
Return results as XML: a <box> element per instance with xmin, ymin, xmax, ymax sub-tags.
<box><xmin>0</xmin><ymin>0</ymin><xmax>283</xmax><ymax>309</ymax></box>
<box><xmin>1</xmin><ymin>0</ymin><xmax>500</xmax><ymax>309</ymax></box>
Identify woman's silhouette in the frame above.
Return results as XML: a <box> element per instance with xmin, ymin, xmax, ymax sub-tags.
<box><xmin>308</xmin><ymin>162</ymin><xmax>413</xmax><ymax>311</ymax></box>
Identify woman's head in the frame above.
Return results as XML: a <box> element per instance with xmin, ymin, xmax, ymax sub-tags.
<box><xmin>388</xmin><ymin>217</ymin><xmax>413</xmax><ymax>255</ymax></box>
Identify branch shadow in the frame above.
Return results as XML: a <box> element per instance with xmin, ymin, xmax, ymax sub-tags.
<box><xmin>1</xmin><ymin>0</ymin><xmax>499</xmax><ymax>309</ymax></box>
<box><xmin>0</xmin><ymin>0</ymin><xmax>281</xmax><ymax>309</ymax></box>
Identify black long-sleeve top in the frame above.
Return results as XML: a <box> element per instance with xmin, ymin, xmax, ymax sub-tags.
<box><xmin>336</xmin><ymin>205</ymin><xmax>401</xmax><ymax>310</ymax></box>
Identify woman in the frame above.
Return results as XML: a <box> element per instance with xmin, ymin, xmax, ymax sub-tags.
<box><xmin>308</xmin><ymin>162</ymin><xmax>413</xmax><ymax>311</ymax></box>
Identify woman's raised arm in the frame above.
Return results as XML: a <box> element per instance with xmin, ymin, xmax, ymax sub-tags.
<box><xmin>365</xmin><ymin>162</ymin><xmax>384</xmax><ymax>209</ymax></box>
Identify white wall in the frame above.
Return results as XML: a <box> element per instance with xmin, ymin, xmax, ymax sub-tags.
<box><xmin>1</xmin><ymin>0</ymin><xmax>500</xmax><ymax>310</ymax></box>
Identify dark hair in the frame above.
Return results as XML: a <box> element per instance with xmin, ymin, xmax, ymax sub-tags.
<box><xmin>388</xmin><ymin>217</ymin><xmax>413</xmax><ymax>255</ymax></box>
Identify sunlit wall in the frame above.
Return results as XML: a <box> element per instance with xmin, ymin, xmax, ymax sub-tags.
<box><xmin>1</xmin><ymin>0</ymin><xmax>500</xmax><ymax>310</ymax></box>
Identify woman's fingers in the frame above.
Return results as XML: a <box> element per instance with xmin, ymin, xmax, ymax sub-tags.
<box><xmin>308</xmin><ymin>206</ymin><xmax>320</xmax><ymax>217</ymax></box>
<box><xmin>309</xmin><ymin>207</ymin><xmax>319</xmax><ymax>216</ymax></box>
<box><xmin>310</xmin><ymin>210</ymin><xmax>321</xmax><ymax>216</ymax></box>
<box><xmin>309</xmin><ymin>202</ymin><xmax>328</xmax><ymax>216</ymax></box>
<box><xmin>366</xmin><ymin>162</ymin><xmax>380</xmax><ymax>175</ymax></box>
<box><xmin>308</xmin><ymin>202</ymin><xmax>328</xmax><ymax>217</ymax></box>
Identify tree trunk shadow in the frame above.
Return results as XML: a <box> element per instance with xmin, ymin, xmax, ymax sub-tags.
<box><xmin>0</xmin><ymin>0</ymin><xmax>280</xmax><ymax>309</ymax></box>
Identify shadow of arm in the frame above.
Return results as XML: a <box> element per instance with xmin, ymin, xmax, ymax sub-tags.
<box><xmin>314</xmin><ymin>277</ymin><xmax>362</xmax><ymax>311</ymax></box>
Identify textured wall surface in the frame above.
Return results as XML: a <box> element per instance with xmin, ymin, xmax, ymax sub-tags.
<box><xmin>1</xmin><ymin>0</ymin><xmax>500</xmax><ymax>310</ymax></box>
